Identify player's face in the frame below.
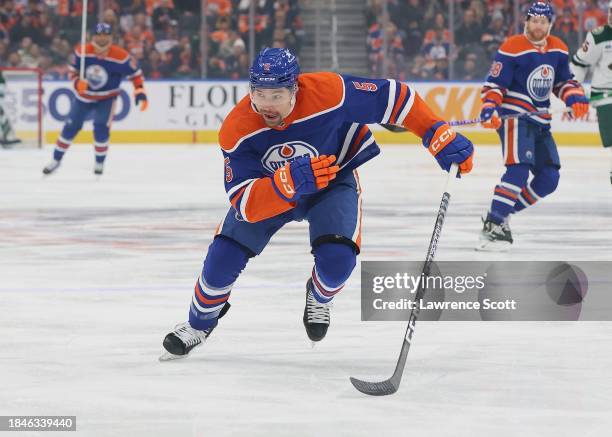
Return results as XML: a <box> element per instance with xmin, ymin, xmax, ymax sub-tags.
<box><xmin>92</xmin><ymin>34</ymin><xmax>112</xmax><ymax>53</ymax></box>
<box><xmin>525</xmin><ymin>16</ymin><xmax>551</xmax><ymax>42</ymax></box>
<box><xmin>250</xmin><ymin>87</ymin><xmax>294</xmax><ymax>127</ymax></box>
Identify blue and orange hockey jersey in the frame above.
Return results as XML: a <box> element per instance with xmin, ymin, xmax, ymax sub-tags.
<box><xmin>69</xmin><ymin>43</ymin><xmax>144</xmax><ymax>101</ymax></box>
<box><xmin>481</xmin><ymin>34</ymin><xmax>585</xmax><ymax>126</ymax></box>
<box><xmin>220</xmin><ymin>72</ymin><xmax>442</xmax><ymax>223</ymax></box>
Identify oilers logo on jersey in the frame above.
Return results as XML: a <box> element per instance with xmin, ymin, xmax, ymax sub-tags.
<box><xmin>85</xmin><ymin>64</ymin><xmax>109</xmax><ymax>90</ymax></box>
<box><xmin>261</xmin><ymin>141</ymin><xmax>318</xmax><ymax>173</ymax></box>
<box><xmin>527</xmin><ymin>64</ymin><xmax>555</xmax><ymax>101</ymax></box>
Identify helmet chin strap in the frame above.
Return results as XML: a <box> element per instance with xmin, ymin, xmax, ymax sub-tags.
<box><xmin>523</xmin><ymin>20</ymin><xmax>551</xmax><ymax>47</ymax></box>
<box><xmin>92</xmin><ymin>41</ymin><xmax>110</xmax><ymax>54</ymax></box>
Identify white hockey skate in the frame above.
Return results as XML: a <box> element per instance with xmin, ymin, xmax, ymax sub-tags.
<box><xmin>42</xmin><ymin>160</ymin><xmax>61</xmax><ymax>175</ymax></box>
<box><xmin>159</xmin><ymin>302</ymin><xmax>230</xmax><ymax>361</ymax></box>
<box><xmin>303</xmin><ymin>279</ymin><xmax>332</xmax><ymax>344</ymax></box>
<box><xmin>476</xmin><ymin>215</ymin><xmax>513</xmax><ymax>252</ymax></box>
<box><xmin>94</xmin><ymin>162</ymin><xmax>104</xmax><ymax>176</ymax></box>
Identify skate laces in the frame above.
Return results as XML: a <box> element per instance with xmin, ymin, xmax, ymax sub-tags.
<box><xmin>172</xmin><ymin>323</ymin><xmax>210</xmax><ymax>347</ymax></box>
<box><xmin>306</xmin><ymin>291</ymin><xmax>331</xmax><ymax>324</ymax></box>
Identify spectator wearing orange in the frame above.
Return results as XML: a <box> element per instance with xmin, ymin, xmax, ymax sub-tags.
<box><xmin>423</xmin><ymin>13</ymin><xmax>450</xmax><ymax>46</ymax></box>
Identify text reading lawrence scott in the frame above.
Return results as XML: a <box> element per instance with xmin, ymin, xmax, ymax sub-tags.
<box><xmin>372</xmin><ymin>298</ymin><xmax>518</xmax><ymax>311</ymax></box>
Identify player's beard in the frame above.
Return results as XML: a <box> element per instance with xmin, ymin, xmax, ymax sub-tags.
<box><xmin>525</xmin><ymin>24</ymin><xmax>549</xmax><ymax>46</ymax></box>
<box><xmin>92</xmin><ymin>38</ymin><xmax>111</xmax><ymax>55</ymax></box>
<box><xmin>260</xmin><ymin>109</ymin><xmax>283</xmax><ymax>126</ymax></box>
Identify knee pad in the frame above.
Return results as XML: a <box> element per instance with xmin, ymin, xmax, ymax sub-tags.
<box><xmin>501</xmin><ymin>163</ymin><xmax>530</xmax><ymax>189</ymax></box>
<box><xmin>532</xmin><ymin>165</ymin><xmax>560</xmax><ymax>197</ymax></box>
<box><xmin>61</xmin><ymin>118</ymin><xmax>84</xmax><ymax>140</ymax></box>
<box><xmin>313</xmin><ymin>241</ymin><xmax>356</xmax><ymax>289</ymax></box>
<box><xmin>202</xmin><ymin>236</ymin><xmax>252</xmax><ymax>288</ymax></box>
<box><xmin>93</xmin><ymin>123</ymin><xmax>110</xmax><ymax>143</ymax></box>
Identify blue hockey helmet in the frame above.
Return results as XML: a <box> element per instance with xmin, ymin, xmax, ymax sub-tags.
<box><xmin>93</xmin><ymin>23</ymin><xmax>112</xmax><ymax>35</ymax></box>
<box><xmin>526</xmin><ymin>1</ymin><xmax>554</xmax><ymax>23</ymax></box>
<box><xmin>249</xmin><ymin>48</ymin><xmax>300</xmax><ymax>90</ymax></box>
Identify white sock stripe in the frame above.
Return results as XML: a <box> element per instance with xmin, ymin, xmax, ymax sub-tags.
<box><xmin>493</xmin><ymin>195</ymin><xmax>516</xmax><ymax>206</ymax></box>
<box><xmin>199</xmin><ymin>275</ymin><xmax>233</xmax><ymax>296</ymax></box>
<box><xmin>499</xmin><ymin>181</ymin><xmax>521</xmax><ymax>193</ymax></box>
<box><xmin>191</xmin><ymin>296</ymin><xmax>225</xmax><ymax>313</ymax></box>
<box><xmin>58</xmin><ymin>136</ymin><xmax>72</xmax><ymax>144</ymax></box>
<box><xmin>527</xmin><ymin>184</ymin><xmax>541</xmax><ymax>200</ymax></box>
<box><xmin>518</xmin><ymin>195</ymin><xmax>530</xmax><ymax>207</ymax></box>
<box><xmin>313</xmin><ymin>266</ymin><xmax>343</xmax><ymax>293</ymax></box>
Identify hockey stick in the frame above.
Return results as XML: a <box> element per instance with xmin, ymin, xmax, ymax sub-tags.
<box><xmin>349</xmin><ymin>162</ymin><xmax>460</xmax><ymax>396</ymax></box>
<box><xmin>79</xmin><ymin>0</ymin><xmax>88</xmax><ymax>81</ymax></box>
<box><xmin>380</xmin><ymin>107</ymin><xmax>572</xmax><ymax>132</ymax></box>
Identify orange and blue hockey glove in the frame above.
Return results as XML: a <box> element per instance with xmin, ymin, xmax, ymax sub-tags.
<box><xmin>565</xmin><ymin>94</ymin><xmax>589</xmax><ymax>118</ymax></box>
<box><xmin>423</xmin><ymin>121</ymin><xmax>474</xmax><ymax>175</ymax></box>
<box><xmin>75</xmin><ymin>79</ymin><xmax>88</xmax><ymax>96</ymax></box>
<box><xmin>480</xmin><ymin>100</ymin><xmax>501</xmax><ymax>129</ymax></box>
<box><xmin>134</xmin><ymin>87</ymin><xmax>148</xmax><ymax>111</ymax></box>
<box><xmin>272</xmin><ymin>154</ymin><xmax>340</xmax><ymax>201</ymax></box>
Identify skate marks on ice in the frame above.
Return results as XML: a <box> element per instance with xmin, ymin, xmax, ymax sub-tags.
<box><xmin>1</xmin><ymin>145</ymin><xmax>612</xmax><ymax>436</ymax></box>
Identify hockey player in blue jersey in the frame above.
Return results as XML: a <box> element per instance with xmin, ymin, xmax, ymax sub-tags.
<box><xmin>160</xmin><ymin>47</ymin><xmax>475</xmax><ymax>360</ymax></box>
<box><xmin>477</xmin><ymin>1</ymin><xmax>589</xmax><ymax>251</ymax></box>
<box><xmin>42</xmin><ymin>23</ymin><xmax>148</xmax><ymax>176</ymax></box>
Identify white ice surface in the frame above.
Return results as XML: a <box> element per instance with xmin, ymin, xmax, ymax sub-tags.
<box><xmin>1</xmin><ymin>144</ymin><xmax>611</xmax><ymax>437</ymax></box>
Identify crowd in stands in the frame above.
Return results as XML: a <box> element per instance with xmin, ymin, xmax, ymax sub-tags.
<box><xmin>0</xmin><ymin>0</ymin><xmax>303</xmax><ymax>79</ymax></box>
<box><xmin>366</xmin><ymin>0</ymin><xmax>611</xmax><ymax>81</ymax></box>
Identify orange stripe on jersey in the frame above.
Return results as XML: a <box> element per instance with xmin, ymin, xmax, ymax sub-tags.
<box><xmin>389</xmin><ymin>83</ymin><xmax>408</xmax><ymax>124</ymax></box>
<box><xmin>400</xmin><ymin>92</ymin><xmax>442</xmax><ymax>138</ymax></box>
<box><xmin>230</xmin><ymin>186</ymin><xmax>247</xmax><ymax>209</ymax></box>
<box><xmin>506</xmin><ymin>119</ymin><xmax>514</xmax><ymax>165</ymax></box>
<box><xmin>546</xmin><ymin>35</ymin><xmax>569</xmax><ymax>53</ymax></box>
<box><xmin>219</xmin><ymin>97</ymin><xmax>268</xmax><ymax>152</ymax></box>
<box><xmin>242</xmin><ymin>178</ymin><xmax>296</xmax><ymax>222</ymax></box>
<box><xmin>503</xmin><ymin>97</ymin><xmax>537</xmax><ymax>112</ymax></box>
<box><xmin>283</xmin><ymin>72</ymin><xmax>344</xmax><ymax>125</ymax></box>
<box><xmin>349</xmin><ymin>125</ymin><xmax>369</xmax><ymax>155</ymax></box>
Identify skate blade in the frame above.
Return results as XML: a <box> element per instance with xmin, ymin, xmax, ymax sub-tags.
<box><xmin>475</xmin><ymin>239</ymin><xmax>511</xmax><ymax>252</ymax></box>
<box><xmin>158</xmin><ymin>351</ymin><xmax>189</xmax><ymax>362</ymax></box>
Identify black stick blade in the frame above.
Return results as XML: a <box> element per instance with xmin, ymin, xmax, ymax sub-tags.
<box><xmin>349</xmin><ymin>377</ymin><xmax>398</xmax><ymax>396</ymax></box>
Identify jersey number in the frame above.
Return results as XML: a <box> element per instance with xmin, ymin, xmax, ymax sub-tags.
<box><xmin>490</xmin><ymin>62</ymin><xmax>503</xmax><ymax>78</ymax></box>
<box><xmin>224</xmin><ymin>157</ymin><xmax>233</xmax><ymax>183</ymax></box>
<box><xmin>352</xmin><ymin>81</ymin><xmax>378</xmax><ymax>92</ymax></box>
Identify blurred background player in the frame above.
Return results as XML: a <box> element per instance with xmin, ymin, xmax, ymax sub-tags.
<box><xmin>571</xmin><ymin>1</ymin><xmax>612</xmax><ymax>185</ymax></box>
<box><xmin>0</xmin><ymin>71</ymin><xmax>21</xmax><ymax>148</ymax></box>
<box><xmin>42</xmin><ymin>23</ymin><xmax>148</xmax><ymax>176</ymax></box>
<box><xmin>478</xmin><ymin>1</ymin><xmax>589</xmax><ymax>251</ymax></box>
<box><xmin>159</xmin><ymin>47</ymin><xmax>474</xmax><ymax>361</ymax></box>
